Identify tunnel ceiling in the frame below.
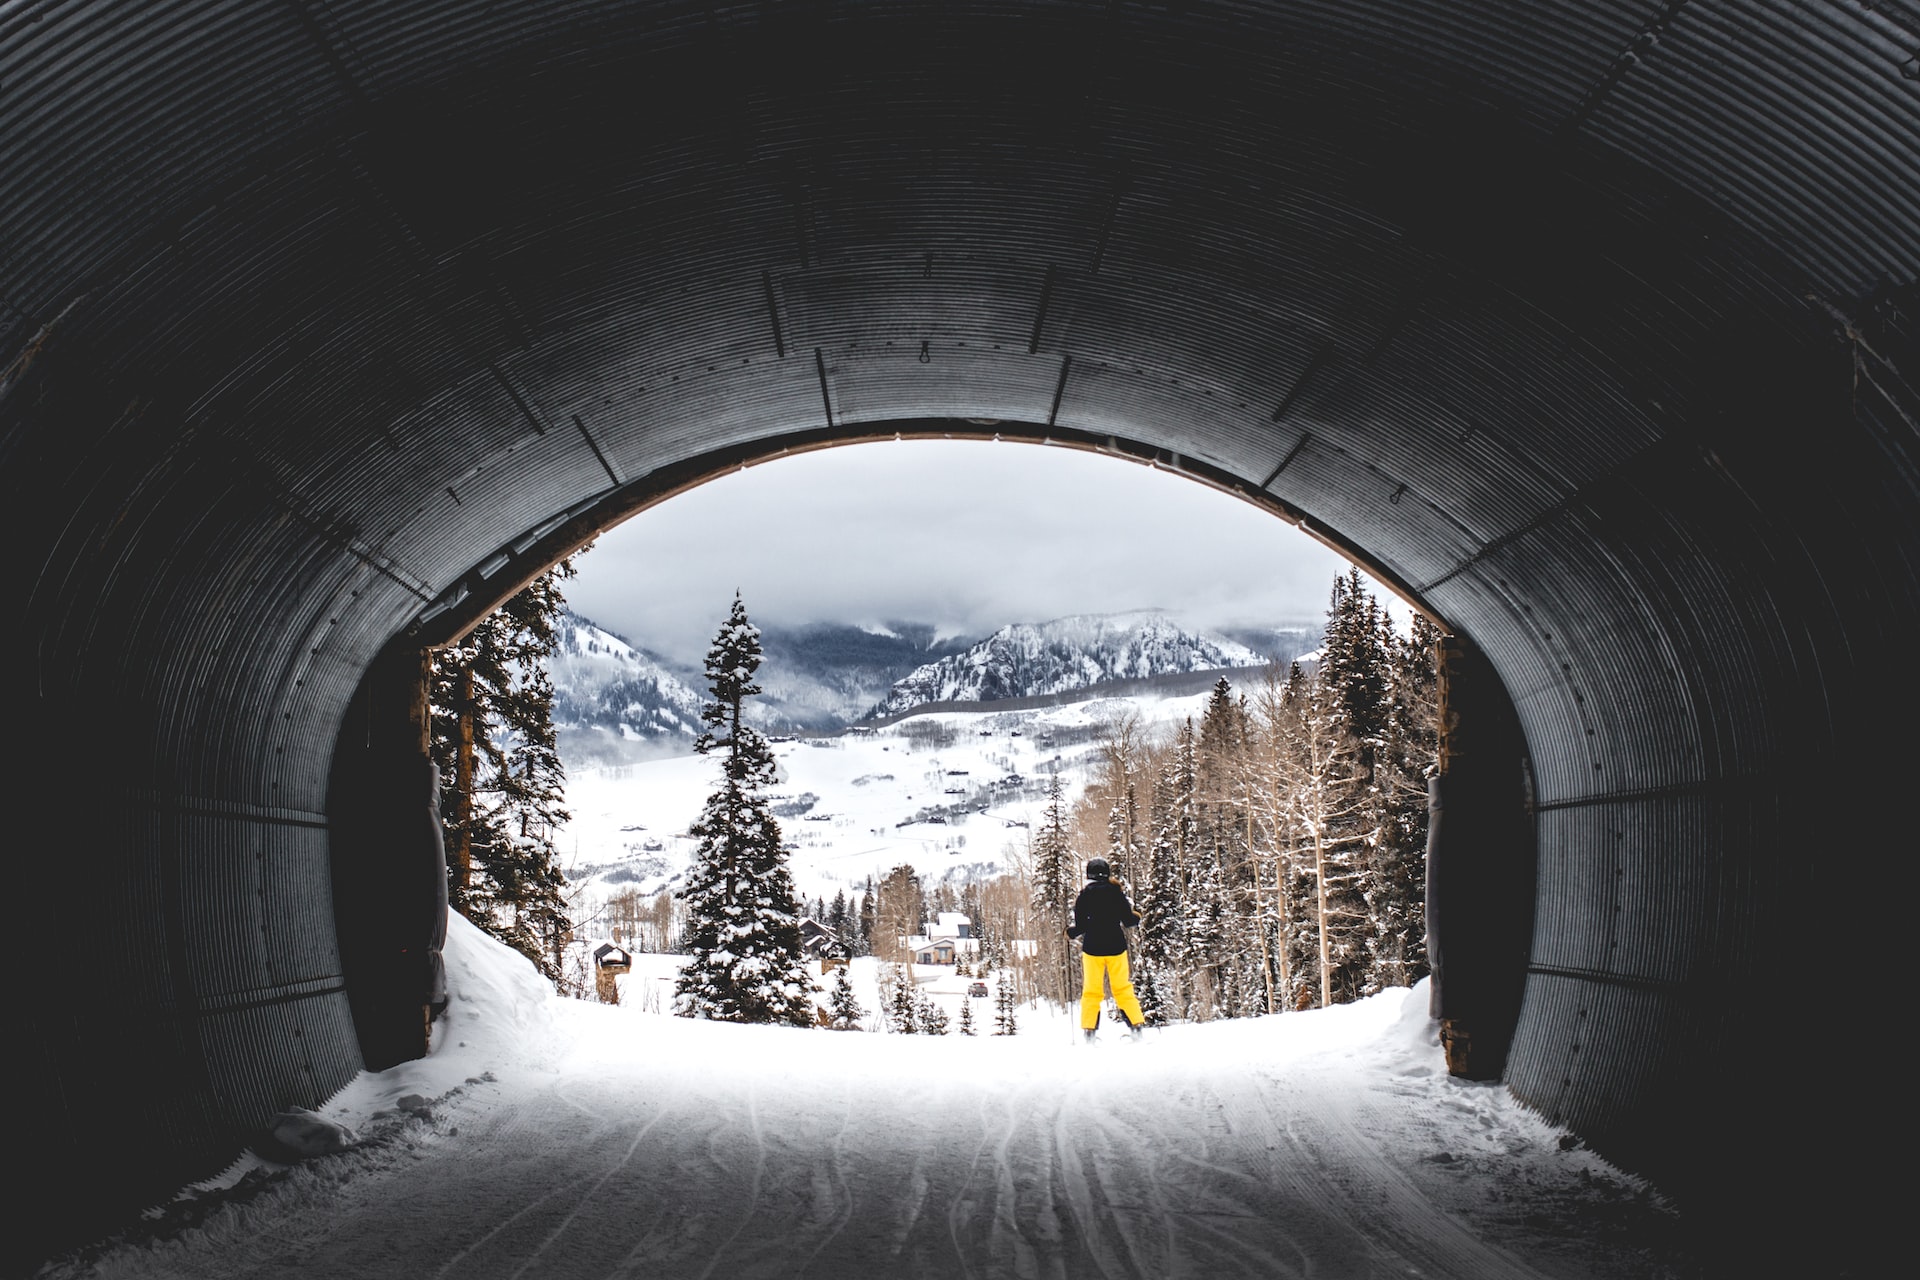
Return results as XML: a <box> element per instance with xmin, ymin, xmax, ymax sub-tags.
<box><xmin>4</xmin><ymin>0</ymin><xmax>1917</xmax><ymax>1265</ymax></box>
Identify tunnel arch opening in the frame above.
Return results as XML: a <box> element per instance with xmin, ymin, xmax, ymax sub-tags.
<box><xmin>325</xmin><ymin>427</ymin><xmax>1536</xmax><ymax>1092</ymax></box>
<box><xmin>6</xmin><ymin>2</ymin><xmax>1910</xmax><ymax>1270</ymax></box>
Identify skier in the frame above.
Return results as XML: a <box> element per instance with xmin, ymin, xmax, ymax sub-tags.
<box><xmin>1066</xmin><ymin>857</ymin><xmax>1147</xmax><ymax>1042</ymax></box>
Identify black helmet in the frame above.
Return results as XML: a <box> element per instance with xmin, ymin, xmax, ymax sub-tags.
<box><xmin>1086</xmin><ymin>857</ymin><xmax>1111</xmax><ymax>880</ymax></box>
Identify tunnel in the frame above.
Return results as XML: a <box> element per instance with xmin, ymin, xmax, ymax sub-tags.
<box><xmin>4</xmin><ymin>1</ymin><xmax>1913</xmax><ymax>1271</ymax></box>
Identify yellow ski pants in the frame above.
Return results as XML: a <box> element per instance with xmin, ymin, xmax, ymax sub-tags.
<box><xmin>1080</xmin><ymin>952</ymin><xmax>1146</xmax><ymax>1030</ymax></box>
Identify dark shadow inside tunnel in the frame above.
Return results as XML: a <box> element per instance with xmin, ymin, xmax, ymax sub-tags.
<box><xmin>6</xmin><ymin>2</ymin><xmax>1910</xmax><ymax>1272</ymax></box>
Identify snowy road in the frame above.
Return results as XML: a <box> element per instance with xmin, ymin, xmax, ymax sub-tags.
<box><xmin>44</xmin><ymin>919</ymin><xmax>1693</xmax><ymax>1280</ymax></box>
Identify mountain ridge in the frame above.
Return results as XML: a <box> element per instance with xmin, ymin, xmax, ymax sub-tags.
<box><xmin>864</xmin><ymin>610</ymin><xmax>1314</xmax><ymax>720</ymax></box>
<box><xmin>548</xmin><ymin>607</ymin><xmax>1320</xmax><ymax>763</ymax></box>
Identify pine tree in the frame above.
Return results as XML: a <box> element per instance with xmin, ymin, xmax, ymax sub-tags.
<box><xmin>1029</xmin><ymin>774</ymin><xmax>1074</xmax><ymax>1004</ymax></box>
<box><xmin>827</xmin><ymin>888</ymin><xmax>853</xmax><ymax>956</ymax></box>
<box><xmin>1282</xmin><ymin>575</ymin><xmax>1395</xmax><ymax>1008</ymax></box>
<box><xmin>1362</xmin><ymin>612</ymin><xmax>1439</xmax><ymax>992</ymax></box>
<box><xmin>916</xmin><ymin>986</ymin><xmax>950</xmax><ymax>1035</ymax></box>
<box><xmin>857</xmin><ymin>877</ymin><xmax>875</xmax><ymax>956</ymax></box>
<box><xmin>430</xmin><ymin>558</ymin><xmax>578</xmax><ymax>982</ymax></box>
<box><xmin>825</xmin><ymin>965</ymin><xmax>866</xmax><ymax>1030</ymax></box>
<box><xmin>1138</xmin><ymin>721</ymin><xmax>1198</xmax><ymax>1018</ymax></box>
<box><xmin>957</xmin><ymin>996</ymin><xmax>976</xmax><ymax>1036</ymax></box>
<box><xmin>993</xmin><ymin>971</ymin><xmax>1019</xmax><ymax>1035</ymax></box>
<box><xmin>884</xmin><ymin>963</ymin><xmax>919</xmax><ymax>1034</ymax></box>
<box><xmin>1195</xmin><ymin>680</ymin><xmax>1257</xmax><ymax>1018</ymax></box>
<box><xmin>671</xmin><ymin>595</ymin><xmax>816</xmax><ymax>1026</ymax></box>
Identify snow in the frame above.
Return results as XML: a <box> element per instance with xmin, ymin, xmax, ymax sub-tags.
<box><xmin>561</xmin><ymin>689</ymin><xmax>1226</xmax><ymax>906</ymax></box>
<box><xmin>37</xmin><ymin>915</ymin><xmax>1697</xmax><ymax>1278</ymax></box>
<box><xmin>874</xmin><ymin>610</ymin><xmax>1267</xmax><ymax>716</ymax></box>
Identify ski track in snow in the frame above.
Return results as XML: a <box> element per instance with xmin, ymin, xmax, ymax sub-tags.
<box><xmin>42</xmin><ymin>943</ymin><xmax>1696</xmax><ymax>1280</ymax></box>
<box><xmin>43</xmin><ymin>1044</ymin><xmax>1689</xmax><ymax>1280</ymax></box>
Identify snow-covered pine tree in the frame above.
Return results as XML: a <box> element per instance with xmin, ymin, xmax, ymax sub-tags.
<box><xmin>1320</xmin><ymin>566</ymin><xmax>1393</xmax><ymax>784</ymax></box>
<box><xmin>1293</xmin><ymin>576</ymin><xmax>1385</xmax><ymax>1007</ymax></box>
<box><xmin>916</xmin><ymin>986</ymin><xmax>950</xmax><ymax>1035</ymax></box>
<box><xmin>1131</xmin><ymin>729</ymin><xmax>1188</xmax><ymax>1023</ymax></box>
<box><xmin>1363</xmin><ymin>611</ymin><xmax>1440</xmax><ymax>992</ymax></box>
<box><xmin>1196</xmin><ymin>679</ymin><xmax>1262</xmax><ymax>1018</ymax></box>
<box><xmin>1178</xmin><ymin>830</ymin><xmax>1228</xmax><ymax>1020</ymax></box>
<box><xmin>827</xmin><ymin>889</ymin><xmax>853</xmax><ymax>956</ymax></box>
<box><xmin>430</xmin><ymin>558</ymin><xmax>578</xmax><ymax>982</ymax></box>
<box><xmin>1029</xmin><ymin>773</ymin><xmax>1075</xmax><ymax>1004</ymax></box>
<box><xmin>885</xmin><ymin>963</ymin><xmax>919</xmax><ymax>1034</ymax></box>
<box><xmin>826</xmin><ymin>964</ymin><xmax>866</xmax><ymax>1030</ymax></box>
<box><xmin>957</xmin><ymin>996</ymin><xmax>976</xmax><ymax>1036</ymax></box>
<box><xmin>993</xmin><ymin>971</ymin><xmax>1019</xmax><ymax>1035</ymax></box>
<box><xmin>671</xmin><ymin>594</ymin><xmax>816</xmax><ymax>1026</ymax></box>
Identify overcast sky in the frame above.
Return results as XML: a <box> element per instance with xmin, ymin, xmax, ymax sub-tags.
<box><xmin>567</xmin><ymin>440</ymin><xmax>1364</xmax><ymax>665</ymax></box>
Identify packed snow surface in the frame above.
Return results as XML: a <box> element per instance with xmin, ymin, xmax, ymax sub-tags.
<box><xmin>41</xmin><ymin>915</ymin><xmax>1697</xmax><ymax>1279</ymax></box>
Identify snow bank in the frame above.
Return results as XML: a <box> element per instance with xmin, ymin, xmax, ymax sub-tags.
<box><xmin>322</xmin><ymin>910</ymin><xmax>563</xmax><ymax>1126</ymax></box>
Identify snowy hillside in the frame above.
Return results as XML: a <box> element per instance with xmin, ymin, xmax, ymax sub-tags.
<box><xmin>548</xmin><ymin>612</ymin><xmax>981</xmax><ymax>761</ymax></box>
<box><xmin>868</xmin><ymin>611</ymin><xmax>1271</xmax><ymax>719</ymax></box>
<box><xmin>548</xmin><ymin>611</ymin><xmax>708</xmax><ymax>764</ymax></box>
<box><xmin>561</xmin><ymin>685</ymin><xmax>1228</xmax><ymax>905</ymax></box>
<box><xmin>754</xmin><ymin>621</ymin><xmax>978</xmax><ymax>729</ymax></box>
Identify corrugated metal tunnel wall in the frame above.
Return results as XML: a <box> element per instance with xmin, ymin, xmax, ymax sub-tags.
<box><xmin>3</xmin><ymin>0</ymin><xmax>1914</xmax><ymax>1268</ymax></box>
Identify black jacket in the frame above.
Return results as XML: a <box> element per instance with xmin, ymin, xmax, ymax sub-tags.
<box><xmin>1067</xmin><ymin>878</ymin><xmax>1140</xmax><ymax>957</ymax></box>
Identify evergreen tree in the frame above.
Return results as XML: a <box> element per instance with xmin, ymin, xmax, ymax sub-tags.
<box><xmin>916</xmin><ymin>986</ymin><xmax>950</xmax><ymax>1035</ymax></box>
<box><xmin>672</xmin><ymin>595</ymin><xmax>816</xmax><ymax>1026</ymax></box>
<box><xmin>1320</xmin><ymin>566</ymin><xmax>1393</xmax><ymax>783</ymax></box>
<box><xmin>827</xmin><ymin>889</ymin><xmax>853</xmax><ymax>955</ymax></box>
<box><xmin>993</xmin><ymin>971</ymin><xmax>1019</xmax><ymax>1035</ymax></box>
<box><xmin>957</xmin><ymin>996</ymin><xmax>976</xmax><ymax>1036</ymax></box>
<box><xmin>430</xmin><ymin>558</ymin><xmax>578</xmax><ymax>982</ymax></box>
<box><xmin>1362</xmin><ymin>612</ymin><xmax>1440</xmax><ymax>992</ymax></box>
<box><xmin>825</xmin><ymin>964</ymin><xmax>866</xmax><ymax>1030</ymax></box>
<box><xmin>884</xmin><ymin>963</ymin><xmax>918</xmax><ymax>1033</ymax></box>
<box><xmin>1141</xmin><ymin>721</ymin><xmax>1199</xmax><ymax>1017</ymax></box>
<box><xmin>1029</xmin><ymin>774</ymin><xmax>1075</xmax><ymax>1004</ymax></box>
<box><xmin>1195</xmin><ymin>681</ymin><xmax>1257</xmax><ymax>1018</ymax></box>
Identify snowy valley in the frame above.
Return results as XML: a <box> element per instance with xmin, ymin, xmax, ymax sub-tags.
<box><xmin>559</xmin><ymin>685</ymin><xmax>1226</xmax><ymax>914</ymax></box>
<box><xmin>549</xmin><ymin>605</ymin><xmax>1317</xmax><ymax>914</ymax></box>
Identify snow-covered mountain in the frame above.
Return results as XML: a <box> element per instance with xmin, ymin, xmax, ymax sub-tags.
<box><xmin>549</xmin><ymin>608</ymin><xmax>1321</xmax><ymax>761</ymax></box>
<box><xmin>866</xmin><ymin>611</ymin><xmax>1279</xmax><ymax>719</ymax></box>
<box><xmin>549</xmin><ymin>611</ymin><xmax>708</xmax><ymax>764</ymax></box>
<box><xmin>755</xmin><ymin>622</ymin><xmax>977</xmax><ymax>729</ymax></box>
<box><xmin>548</xmin><ymin>611</ymin><xmax>981</xmax><ymax>763</ymax></box>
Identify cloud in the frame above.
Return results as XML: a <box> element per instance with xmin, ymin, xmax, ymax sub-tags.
<box><xmin>565</xmin><ymin>439</ymin><xmax>1357</xmax><ymax>664</ymax></box>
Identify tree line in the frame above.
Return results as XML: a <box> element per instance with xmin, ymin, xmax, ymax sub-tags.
<box><xmin>428</xmin><ymin>555</ymin><xmax>581</xmax><ymax>987</ymax></box>
<box><xmin>1029</xmin><ymin>567</ymin><xmax>1439</xmax><ymax>1021</ymax></box>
